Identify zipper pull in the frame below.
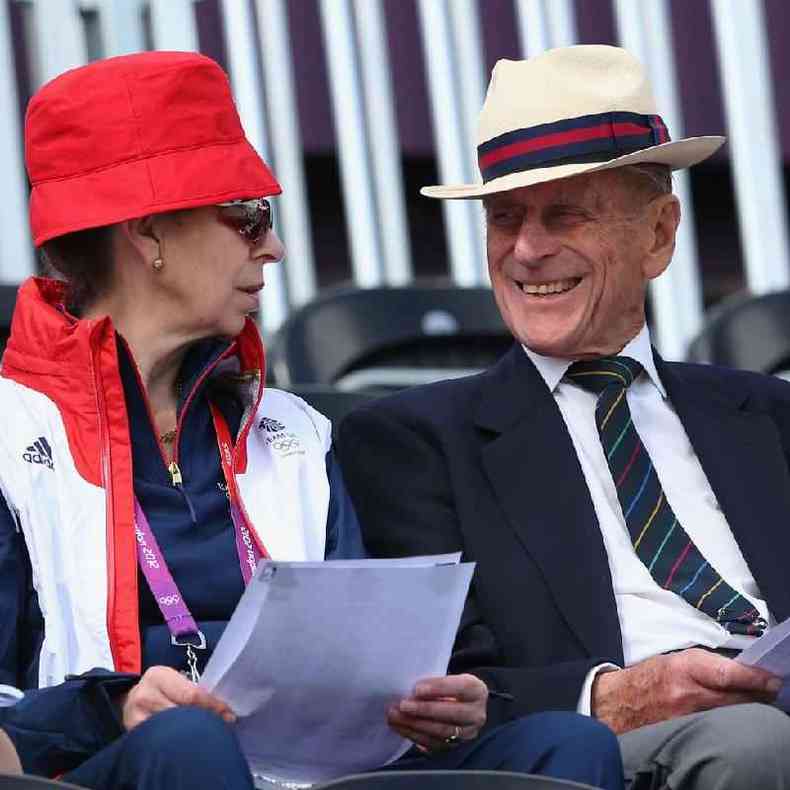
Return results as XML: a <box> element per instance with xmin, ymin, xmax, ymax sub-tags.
<box><xmin>168</xmin><ymin>461</ymin><xmax>183</xmax><ymax>487</ymax></box>
<box><xmin>168</xmin><ymin>462</ymin><xmax>197</xmax><ymax>524</ymax></box>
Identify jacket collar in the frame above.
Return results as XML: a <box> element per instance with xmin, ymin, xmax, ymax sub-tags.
<box><xmin>3</xmin><ymin>277</ymin><xmax>266</xmax><ymax>399</ymax></box>
<box><xmin>474</xmin><ymin>344</ymin><xmax>548</xmax><ymax>432</ymax></box>
<box><xmin>523</xmin><ymin>324</ymin><xmax>667</xmax><ymax>398</ymax></box>
<box><xmin>3</xmin><ymin>278</ymin><xmax>107</xmax><ymax>412</ymax></box>
<box><xmin>656</xmin><ymin>357</ymin><xmax>790</xmax><ymax>622</ymax></box>
<box><xmin>2</xmin><ymin>276</ymin><xmax>268</xmax><ymax>476</ymax></box>
<box><xmin>475</xmin><ymin>343</ymin><xmax>790</xmax><ymax>647</ymax></box>
<box><xmin>475</xmin><ymin>341</ymin><xmax>749</xmax><ymax>434</ymax></box>
<box><xmin>474</xmin><ymin>345</ymin><xmax>624</xmax><ymax>662</ymax></box>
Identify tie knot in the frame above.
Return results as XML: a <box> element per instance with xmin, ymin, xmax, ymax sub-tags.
<box><xmin>566</xmin><ymin>356</ymin><xmax>643</xmax><ymax>395</ymax></box>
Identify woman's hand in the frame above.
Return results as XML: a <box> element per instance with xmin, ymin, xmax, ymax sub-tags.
<box><xmin>119</xmin><ymin>665</ymin><xmax>236</xmax><ymax>731</ymax></box>
<box><xmin>387</xmin><ymin>674</ymin><xmax>487</xmax><ymax>753</ymax></box>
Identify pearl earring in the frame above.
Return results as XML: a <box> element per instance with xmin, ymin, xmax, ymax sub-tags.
<box><xmin>152</xmin><ymin>257</ymin><xmax>164</xmax><ymax>271</ymax></box>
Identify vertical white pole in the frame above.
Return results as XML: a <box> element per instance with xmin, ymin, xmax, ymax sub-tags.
<box><xmin>447</xmin><ymin>0</ymin><xmax>487</xmax><ymax>283</ymax></box>
<box><xmin>220</xmin><ymin>0</ymin><xmax>289</xmax><ymax>333</ymax></box>
<box><xmin>516</xmin><ymin>0</ymin><xmax>551</xmax><ymax>55</ymax></box>
<box><xmin>32</xmin><ymin>0</ymin><xmax>87</xmax><ymax>85</ymax></box>
<box><xmin>417</xmin><ymin>0</ymin><xmax>486</xmax><ymax>287</ymax></box>
<box><xmin>319</xmin><ymin>0</ymin><xmax>383</xmax><ymax>288</ymax></box>
<box><xmin>353</xmin><ymin>0</ymin><xmax>412</xmax><ymax>285</ymax></box>
<box><xmin>149</xmin><ymin>0</ymin><xmax>198</xmax><ymax>52</ymax></box>
<box><xmin>515</xmin><ymin>0</ymin><xmax>577</xmax><ymax>57</ymax></box>
<box><xmin>0</xmin><ymin>0</ymin><xmax>34</xmax><ymax>280</ymax></box>
<box><xmin>614</xmin><ymin>0</ymin><xmax>705</xmax><ymax>359</ymax></box>
<box><xmin>96</xmin><ymin>0</ymin><xmax>146</xmax><ymax>55</ymax></box>
<box><xmin>256</xmin><ymin>0</ymin><xmax>317</xmax><ymax>308</ymax></box>
<box><xmin>544</xmin><ymin>0</ymin><xmax>577</xmax><ymax>47</ymax></box>
<box><xmin>710</xmin><ymin>0</ymin><xmax>790</xmax><ymax>293</ymax></box>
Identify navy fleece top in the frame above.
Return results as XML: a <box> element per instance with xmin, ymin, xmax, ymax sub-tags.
<box><xmin>120</xmin><ymin>338</ymin><xmax>367</xmax><ymax>673</ymax></box>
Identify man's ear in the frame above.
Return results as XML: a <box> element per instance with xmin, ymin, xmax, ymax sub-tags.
<box><xmin>116</xmin><ymin>215</ymin><xmax>160</xmax><ymax>263</ymax></box>
<box><xmin>642</xmin><ymin>194</ymin><xmax>680</xmax><ymax>281</ymax></box>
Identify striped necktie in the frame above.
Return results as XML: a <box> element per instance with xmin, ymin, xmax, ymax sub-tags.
<box><xmin>566</xmin><ymin>356</ymin><xmax>765</xmax><ymax>637</ymax></box>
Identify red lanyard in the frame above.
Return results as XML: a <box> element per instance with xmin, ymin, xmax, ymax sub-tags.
<box><xmin>209</xmin><ymin>402</ymin><xmax>268</xmax><ymax>584</ymax></box>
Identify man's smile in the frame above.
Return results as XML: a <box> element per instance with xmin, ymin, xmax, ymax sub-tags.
<box><xmin>516</xmin><ymin>277</ymin><xmax>582</xmax><ymax>297</ymax></box>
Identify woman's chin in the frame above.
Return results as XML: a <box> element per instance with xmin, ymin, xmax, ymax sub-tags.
<box><xmin>222</xmin><ymin>316</ymin><xmax>248</xmax><ymax>337</ymax></box>
<box><xmin>200</xmin><ymin>312</ymin><xmax>247</xmax><ymax>340</ymax></box>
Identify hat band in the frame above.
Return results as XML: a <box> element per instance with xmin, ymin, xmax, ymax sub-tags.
<box><xmin>477</xmin><ymin>111</ymin><xmax>670</xmax><ymax>183</ymax></box>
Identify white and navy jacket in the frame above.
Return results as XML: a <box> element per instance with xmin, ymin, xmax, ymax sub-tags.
<box><xmin>0</xmin><ymin>278</ymin><xmax>365</xmax><ymax>774</ymax></box>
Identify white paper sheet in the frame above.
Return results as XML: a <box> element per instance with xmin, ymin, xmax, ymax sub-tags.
<box><xmin>737</xmin><ymin>617</ymin><xmax>790</xmax><ymax>710</ymax></box>
<box><xmin>200</xmin><ymin>554</ymin><xmax>474</xmax><ymax>784</ymax></box>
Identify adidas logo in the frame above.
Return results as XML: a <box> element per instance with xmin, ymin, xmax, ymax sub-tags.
<box><xmin>22</xmin><ymin>437</ymin><xmax>54</xmax><ymax>470</ymax></box>
<box><xmin>258</xmin><ymin>417</ymin><xmax>286</xmax><ymax>433</ymax></box>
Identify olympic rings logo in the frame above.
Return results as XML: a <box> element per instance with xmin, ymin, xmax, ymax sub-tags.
<box><xmin>273</xmin><ymin>438</ymin><xmax>301</xmax><ymax>452</ymax></box>
<box><xmin>158</xmin><ymin>594</ymin><xmax>181</xmax><ymax>607</ymax></box>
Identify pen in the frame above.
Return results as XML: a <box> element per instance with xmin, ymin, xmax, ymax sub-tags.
<box><xmin>487</xmin><ymin>689</ymin><xmax>515</xmax><ymax>701</ymax></box>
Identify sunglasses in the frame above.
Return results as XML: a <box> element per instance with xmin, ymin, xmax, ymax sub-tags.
<box><xmin>216</xmin><ymin>198</ymin><xmax>273</xmax><ymax>245</ymax></box>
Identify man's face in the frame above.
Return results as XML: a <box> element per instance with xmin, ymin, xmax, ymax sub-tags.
<box><xmin>485</xmin><ymin>169</ymin><xmax>675</xmax><ymax>359</ymax></box>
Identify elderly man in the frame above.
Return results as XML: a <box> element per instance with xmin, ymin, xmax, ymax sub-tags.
<box><xmin>338</xmin><ymin>45</ymin><xmax>790</xmax><ymax>789</ymax></box>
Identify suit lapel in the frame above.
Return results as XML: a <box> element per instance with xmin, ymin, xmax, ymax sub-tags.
<box><xmin>658</xmin><ymin>358</ymin><xmax>790</xmax><ymax>622</ymax></box>
<box><xmin>476</xmin><ymin>348</ymin><xmax>624</xmax><ymax>662</ymax></box>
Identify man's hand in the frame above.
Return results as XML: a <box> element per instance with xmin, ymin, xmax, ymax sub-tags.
<box><xmin>592</xmin><ymin>648</ymin><xmax>782</xmax><ymax>734</ymax></box>
<box><xmin>387</xmin><ymin>674</ymin><xmax>487</xmax><ymax>753</ymax></box>
<box><xmin>120</xmin><ymin>665</ymin><xmax>236</xmax><ymax>731</ymax></box>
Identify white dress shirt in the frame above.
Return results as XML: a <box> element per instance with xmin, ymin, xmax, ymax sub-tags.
<box><xmin>523</xmin><ymin>325</ymin><xmax>771</xmax><ymax>713</ymax></box>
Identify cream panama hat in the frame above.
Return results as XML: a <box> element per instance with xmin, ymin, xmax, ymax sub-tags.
<box><xmin>422</xmin><ymin>45</ymin><xmax>725</xmax><ymax>200</ymax></box>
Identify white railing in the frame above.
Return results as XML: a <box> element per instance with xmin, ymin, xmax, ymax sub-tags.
<box><xmin>417</xmin><ymin>0</ymin><xmax>487</xmax><ymax>287</ymax></box>
<box><xmin>319</xmin><ymin>0</ymin><xmax>385</xmax><ymax>288</ymax></box>
<box><xmin>614</xmin><ymin>0</ymin><xmax>704</xmax><ymax>360</ymax></box>
<box><xmin>0</xmin><ymin>0</ymin><xmax>32</xmax><ymax>281</ymax></box>
<box><xmin>220</xmin><ymin>0</ymin><xmax>290</xmax><ymax>332</ymax></box>
<box><xmin>515</xmin><ymin>0</ymin><xmax>577</xmax><ymax>55</ymax></box>
<box><xmin>352</xmin><ymin>0</ymin><xmax>412</xmax><ymax>286</ymax></box>
<box><xmin>95</xmin><ymin>0</ymin><xmax>146</xmax><ymax>56</ymax></box>
<box><xmin>1</xmin><ymin>0</ymin><xmax>788</xmax><ymax>358</ymax></box>
<box><xmin>710</xmin><ymin>0</ymin><xmax>790</xmax><ymax>294</ymax></box>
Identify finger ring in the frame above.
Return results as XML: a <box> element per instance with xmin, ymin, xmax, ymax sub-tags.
<box><xmin>444</xmin><ymin>725</ymin><xmax>462</xmax><ymax>746</ymax></box>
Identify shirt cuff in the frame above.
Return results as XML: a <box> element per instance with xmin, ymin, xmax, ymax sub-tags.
<box><xmin>577</xmin><ymin>662</ymin><xmax>620</xmax><ymax>716</ymax></box>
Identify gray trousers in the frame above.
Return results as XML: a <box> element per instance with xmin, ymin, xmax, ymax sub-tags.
<box><xmin>619</xmin><ymin>703</ymin><xmax>790</xmax><ymax>789</ymax></box>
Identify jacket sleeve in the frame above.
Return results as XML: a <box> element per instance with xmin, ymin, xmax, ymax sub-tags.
<box><xmin>337</xmin><ymin>404</ymin><xmax>609</xmax><ymax>727</ymax></box>
<box><xmin>0</xmin><ymin>492</ymin><xmax>44</xmax><ymax>690</ymax></box>
<box><xmin>0</xmin><ymin>493</ymin><xmax>21</xmax><ymax>687</ymax></box>
<box><xmin>324</xmin><ymin>447</ymin><xmax>368</xmax><ymax>559</ymax></box>
<box><xmin>448</xmin><ymin>582</ymin><xmax>611</xmax><ymax>723</ymax></box>
<box><xmin>0</xmin><ymin>669</ymin><xmax>138</xmax><ymax>777</ymax></box>
<box><xmin>0</xmin><ymin>502</ymin><xmax>140</xmax><ymax>776</ymax></box>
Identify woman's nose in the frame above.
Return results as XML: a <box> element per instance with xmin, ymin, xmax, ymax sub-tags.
<box><xmin>254</xmin><ymin>228</ymin><xmax>285</xmax><ymax>264</ymax></box>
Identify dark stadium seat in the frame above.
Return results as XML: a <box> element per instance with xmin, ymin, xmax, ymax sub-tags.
<box><xmin>0</xmin><ymin>285</ymin><xmax>17</xmax><ymax>356</ymax></box>
<box><xmin>270</xmin><ymin>284</ymin><xmax>511</xmax><ymax>392</ymax></box>
<box><xmin>686</xmin><ymin>290</ymin><xmax>790</xmax><ymax>375</ymax></box>
<box><xmin>317</xmin><ymin>771</ymin><xmax>598</xmax><ymax>790</ymax></box>
<box><xmin>288</xmin><ymin>386</ymin><xmax>380</xmax><ymax>433</ymax></box>
<box><xmin>0</xmin><ymin>776</ymin><xmax>86</xmax><ymax>789</ymax></box>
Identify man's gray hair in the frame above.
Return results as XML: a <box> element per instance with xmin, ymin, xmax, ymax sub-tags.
<box><xmin>619</xmin><ymin>163</ymin><xmax>673</xmax><ymax>200</ymax></box>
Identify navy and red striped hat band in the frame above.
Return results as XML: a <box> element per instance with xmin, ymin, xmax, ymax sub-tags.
<box><xmin>477</xmin><ymin>111</ymin><xmax>670</xmax><ymax>183</ymax></box>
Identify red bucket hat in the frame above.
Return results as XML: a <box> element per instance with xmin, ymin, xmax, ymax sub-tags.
<box><xmin>25</xmin><ymin>50</ymin><xmax>281</xmax><ymax>247</ymax></box>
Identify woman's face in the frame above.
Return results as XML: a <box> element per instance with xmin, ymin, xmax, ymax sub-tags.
<box><xmin>149</xmin><ymin>204</ymin><xmax>284</xmax><ymax>339</ymax></box>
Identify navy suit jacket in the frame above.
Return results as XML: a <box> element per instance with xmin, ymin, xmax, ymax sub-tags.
<box><xmin>337</xmin><ymin>344</ymin><xmax>790</xmax><ymax>728</ymax></box>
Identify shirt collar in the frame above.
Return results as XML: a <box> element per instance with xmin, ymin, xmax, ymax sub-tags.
<box><xmin>522</xmin><ymin>324</ymin><xmax>667</xmax><ymax>398</ymax></box>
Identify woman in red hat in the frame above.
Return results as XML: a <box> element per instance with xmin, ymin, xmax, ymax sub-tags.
<box><xmin>0</xmin><ymin>52</ymin><xmax>623</xmax><ymax>790</ymax></box>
